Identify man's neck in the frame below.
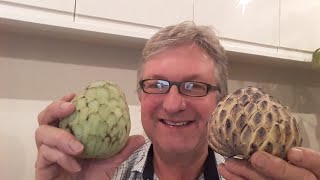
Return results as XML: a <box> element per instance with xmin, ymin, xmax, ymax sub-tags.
<box><xmin>153</xmin><ymin>145</ymin><xmax>208</xmax><ymax>180</ymax></box>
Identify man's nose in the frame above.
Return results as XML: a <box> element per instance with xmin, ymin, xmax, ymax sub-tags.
<box><xmin>162</xmin><ymin>85</ymin><xmax>186</xmax><ymax>114</ymax></box>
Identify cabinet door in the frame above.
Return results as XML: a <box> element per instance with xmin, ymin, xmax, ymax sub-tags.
<box><xmin>0</xmin><ymin>0</ymin><xmax>75</xmax><ymax>22</ymax></box>
<box><xmin>75</xmin><ymin>0</ymin><xmax>193</xmax><ymax>27</ymax></box>
<box><xmin>280</xmin><ymin>0</ymin><xmax>320</xmax><ymax>52</ymax></box>
<box><xmin>194</xmin><ymin>0</ymin><xmax>279</xmax><ymax>46</ymax></box>
<box><xmin>1</xmin><ymin>0</ymin><xmax>74</xmax><ymax>12</ymax></box>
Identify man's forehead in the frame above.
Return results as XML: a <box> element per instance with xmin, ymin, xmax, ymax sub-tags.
<box><xmin>142</xmin><ymin>64</ymin><xmax>216</xmax><ymax>83</ymax></box>
<box><xmin>141</xmin><ymin>43</ymin><xmax>215</xmax><ymax>81</ymax></box>
<box><xmin>145</xmin><ymin>42</ymin><xmax>211</xmax><ymax>60</ymax></box>
<box><xmin>145</xmin><ymin>45</ymin><xmax>212</xmax><ymax>63</ymax></box>
<box><xmin>162</xmin><ymin>43</ymin><xmax>209</xmax><ymax>56</ymax></box>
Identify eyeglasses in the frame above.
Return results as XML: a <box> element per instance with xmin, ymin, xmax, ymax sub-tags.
<box><xmin>139</xmin><ymin>79</ymin><xmax>220</xmax><ymax>97</ymax></box>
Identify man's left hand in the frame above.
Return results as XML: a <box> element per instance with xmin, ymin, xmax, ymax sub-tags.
<box><xmin>218</xmin><ymin>147</ymin><xmax>320</xmax><ymax>180</ymax></box>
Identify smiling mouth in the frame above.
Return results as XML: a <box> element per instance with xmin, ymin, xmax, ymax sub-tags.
<box><xmin>160</xmin><ymin>119</ymin><xmax>194</xmax><ymax>126</ymax></box>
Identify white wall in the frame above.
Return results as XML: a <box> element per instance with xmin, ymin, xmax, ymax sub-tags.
<box><xmin>1</xmin><ymin>31</ymin><xmax>319</xmax><ymax>180</ymax></box>
<box><xmin>0</xmin><ymin>31</ymin><xmax>146</xmax><ymax>180</ymax></box>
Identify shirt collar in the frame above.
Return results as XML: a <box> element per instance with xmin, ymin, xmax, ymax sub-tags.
<box><xmin>131</xmin><ymin>139</ymin><xmax>152</xmax><ymax>173</ymax></box>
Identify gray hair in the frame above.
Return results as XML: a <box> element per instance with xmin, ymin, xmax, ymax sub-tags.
<box><xmin>137</xmin><ymin>21</ymin><xmax>228</xmax><ymax>101</ymax></box>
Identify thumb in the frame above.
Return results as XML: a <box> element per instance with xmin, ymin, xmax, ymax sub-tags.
<box><xmin>251</xmin><ymin>151</ymin><xmax>316</xmax><ymax>180</ymax></box>
<box><xmin>108</xmin><ymin>135</ymin><xmax>145</xmax><ymax>165</ymax></box>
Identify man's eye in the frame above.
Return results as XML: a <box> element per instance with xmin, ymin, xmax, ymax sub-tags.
<box><xmin>185</xmin><ymin>83</ymin><xmax>194</xmax><ymax>90</ymax></box>
<box><xmin>148</xmin><ymin>82</ymin><xmax>166</xmax><ymax>89</ymax></box>
<box><xmin>184</xmin><ymin>82</ymin><xmax>206</xmax><ymax>91</ymax></box>
<box><xmin>152</xmin><ymin>83</ymin><xmax>162</xmax><ymax>88</ymax></box>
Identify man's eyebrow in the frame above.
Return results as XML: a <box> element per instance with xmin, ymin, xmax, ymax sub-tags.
<box><xmin>147</xmin><ymin>74</ymin><xmax>203</xmax><ymax>81</ymax></box>
<box><xmin>182</xmin><ymin>75</ymin><xmax>202</xmax><ymax>81</ymax></box>
<box><xmin>146</xmin><ymin>75</ymin><xmax>167</xmax><ymax>80</ymax></box>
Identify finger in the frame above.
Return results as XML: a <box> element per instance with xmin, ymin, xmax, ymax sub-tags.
<box><xmin>38</xmin><ymin>99</ymin><xmax>75</xmax><ymax>126</ymax></box>
<box><xmin>35</xmin><ymin>125</ymin><xmax>84</xmax><ymax>155</ymax></box>
<box><xmin>101</xmin><ymin>135</ymin><xmax>145</xmax><ymax>166</ymax></box>
<box><xmin>251</xmin><ymin>151</ymin><xmax>317</xmax><ymax>180</ymax></box>
<box><xmin>60</xmin><ymin>93</ymin><xmax>76</xmax><ymax>101</ymax></box>
<box><xmin>68</xmin><ymin>135</ymin><xmax>145</xmax><ymax>179</ymax></box>
<box><xmin>218</xmin><ymin>163</ymin><xmax>246</xmax><ymax>180</ymax></box>
<box><xmin>36</xmin><ymin>144</ymin><xmax>81</xmax><ymax>173</ymax></box>
<box><xmin>223</xmin><ymin>158</ymin><xmax>268</xmax><ymax>180</ymax></box>
<box><xmin>288</xmin><ymin>147</ymin><xmax>320</xmax><ymax>179</ymax></box>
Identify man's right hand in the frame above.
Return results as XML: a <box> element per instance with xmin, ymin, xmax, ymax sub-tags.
<box><xmin>35</xmin><ymin>93</ymin><xmax>145</xmax><ymax>180</ymax></box>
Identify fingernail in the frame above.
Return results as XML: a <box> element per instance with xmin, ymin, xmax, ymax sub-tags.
<box><xmin>69</xmin><ymin>140</ymin><xmax>83</xmax><ymax>153</ymax></box>
<box><xmin>289</xmin><ymin>148</ymin><xmax>303</xmax><ymax>163</ymax></box>
<box><xmin>253</xmin><ymin>152</ymin><xmax>269</xmax><ymax>169</ymax></box>
<box><xmin>72</xmin><ymin>161</ymin><xmax>81</xmax><ymax>172</ymax></box>
<box><xmin>60</xmin><ymin>102</ymin><xmax>72</xmax><ymax>109</ymax></box>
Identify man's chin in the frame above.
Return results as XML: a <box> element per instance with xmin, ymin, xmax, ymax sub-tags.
<box><xmin>156</xmin><ymin>141</ymin><xmax>198</xmax><ymax>154</ymax></box>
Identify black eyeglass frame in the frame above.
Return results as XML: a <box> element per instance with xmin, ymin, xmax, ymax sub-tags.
<box><xmin>139</xmin><ymin>79</ymin><xmax>220</xmax><ymax>97</ymax></box>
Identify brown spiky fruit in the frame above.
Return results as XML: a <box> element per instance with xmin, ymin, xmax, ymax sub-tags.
<box><xmin>207</xmin><ymin>86</ymin><xmax>302</xmax><ymax>159</ymax></box>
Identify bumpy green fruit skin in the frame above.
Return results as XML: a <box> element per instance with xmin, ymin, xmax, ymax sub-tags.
<box><xmin>312</xmin><ymin>48</ymin><xmax>320</xmax><ymax>69</ymax></box>
<box><xmin>59</xmin><ymin>80</ymin><xmax>131</xmax><ymax>159</ymax></box>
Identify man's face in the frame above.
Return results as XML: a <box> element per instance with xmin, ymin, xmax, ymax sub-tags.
<box><xmin>139</xmin><ymin>44</ymin><xmax>219</xmax><ymax>154</ymax></box>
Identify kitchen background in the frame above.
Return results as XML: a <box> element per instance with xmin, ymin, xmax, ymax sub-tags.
<box><xmin>0</xmin><ymin>0</ymin><xmax>319</xmax><ymax>179</ymax></box>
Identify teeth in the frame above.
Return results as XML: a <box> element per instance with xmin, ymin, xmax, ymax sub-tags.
<box><xmin>162</xmin><ymin>120</ymin><xmax>189</xmax><ymax>126</ymax></box>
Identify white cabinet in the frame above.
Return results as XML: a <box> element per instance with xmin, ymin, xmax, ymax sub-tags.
<box><xmin>1</xmin><ymin>0</ymin><xmax>74</xmax><ymax>12</ymax></box>
<box><xmin>280</xmin><ymin>0</ymin><xmax>320</xmax><ymax>52</ymax></box>
<box><xmin>0</xmin><ymin>0</ymin><xmax>317</xmax><ymax>63</ymax></box>
<box><xmin>75</xmin><ymin>0</ymin><xmax>192</xmax><ymax>27</ymax></box>
<box><xmin>74</xmin><ymin>0</ymin><xmax>193</xmax><ymax>39</ymax></box>
<box><xmin>194</xmin><ymin>0</ymin><xmax>279</xmax><ymax>47</ymax></box>
<box><xmin>0</xmin><ymin>0</ymin><xmax>75</xmax><ymax>23</ymax></box>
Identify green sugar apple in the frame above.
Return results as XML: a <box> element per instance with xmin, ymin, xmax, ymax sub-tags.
<box><xmin>59</xmin><ymin>80</ymin><xmax>131</xmax><ymax>159</ymax></box>
<box><xmin>312</xmin><ymin>48</ymin><xmax>320</xmax><ymax>69</ymax></box>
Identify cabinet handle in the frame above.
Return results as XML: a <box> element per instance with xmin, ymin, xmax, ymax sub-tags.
<box><xmin>312</xmin><ymin>48</ymin><xmax>320</xmax><ymax>68</ymax></box>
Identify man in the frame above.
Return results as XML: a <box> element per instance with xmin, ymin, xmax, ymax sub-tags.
<box><xmin>35</xmin><ymin>21</ymin><xmax>320</xmax><ymax>180</ymax></box>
